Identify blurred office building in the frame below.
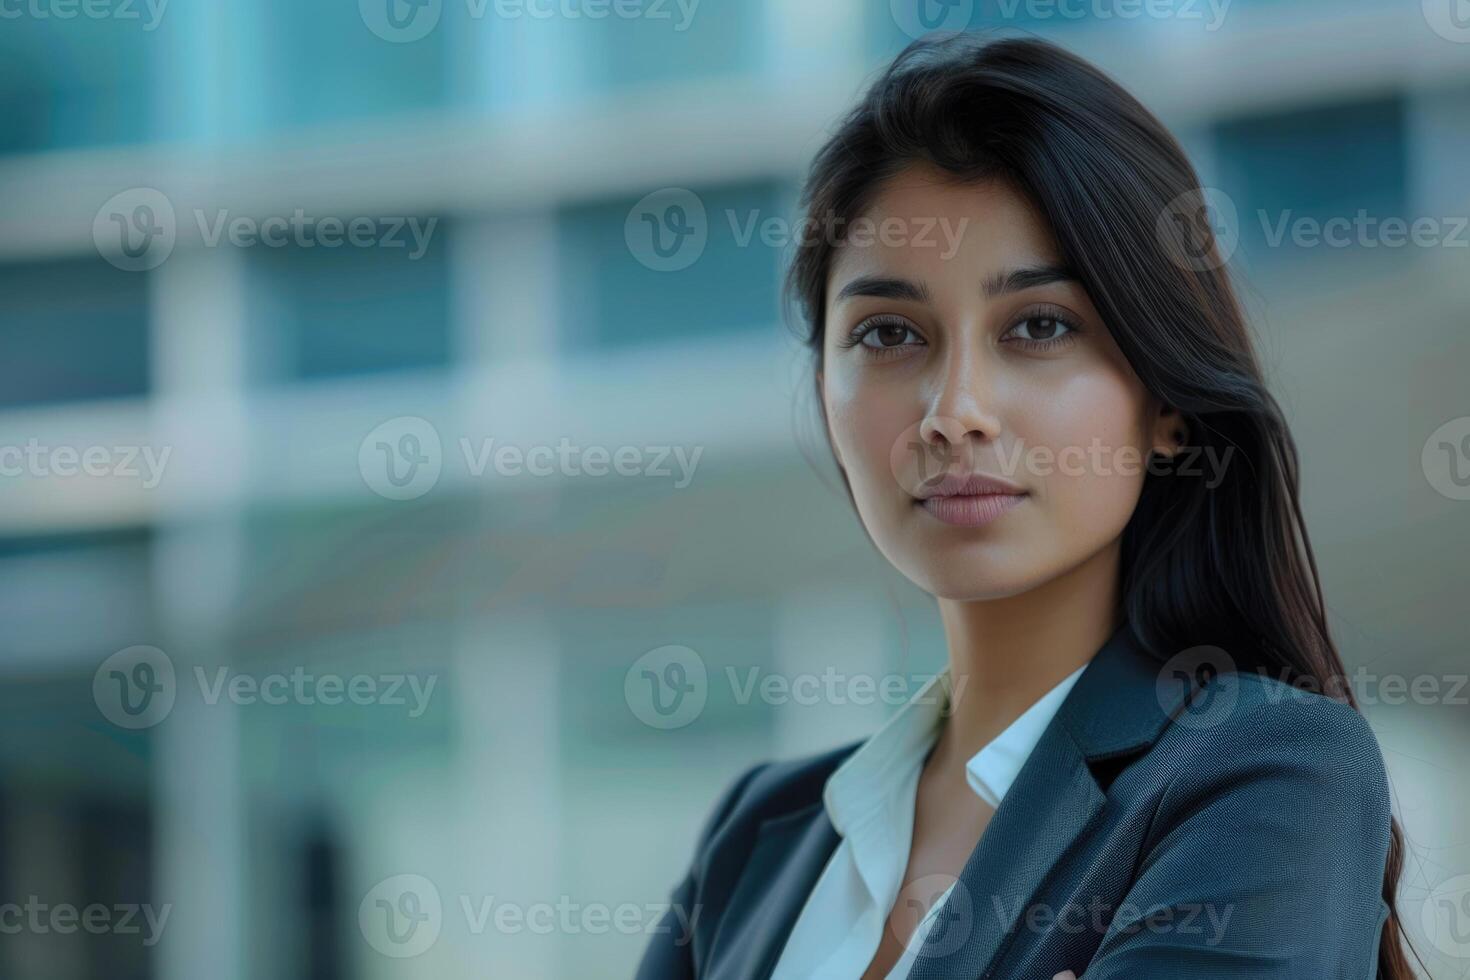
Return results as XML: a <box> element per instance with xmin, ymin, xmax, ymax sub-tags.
<box><xmin>0</xmin><ymin>1</ymin><xmax>1467</xmax><ymax>977</ymax></box>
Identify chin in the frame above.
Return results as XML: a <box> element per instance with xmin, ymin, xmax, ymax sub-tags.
<box><xmin>920</xmin><ymin>577</ymin><xmax>1038</xmax><ymax>603</ymax></box>
<box><xmin>887</xmin><ymin>547</ymin><xmax>1045</xmax><ymax>602</ymax></box>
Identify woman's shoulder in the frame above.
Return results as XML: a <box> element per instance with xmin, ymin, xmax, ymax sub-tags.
<box><xmin>1186</xmin><ymin>666</ymin><xmax>1386</xmax><ymax>763</ymax></box>
<box><xmin>1148</xmin><ymin>665</ymin><xmax>1391</xmax><ymax>831</ymax></box>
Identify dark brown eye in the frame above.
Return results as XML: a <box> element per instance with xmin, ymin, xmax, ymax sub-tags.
<box><xmin>865</xmin><ymin>322</ymin><xmax>915</xmax><ymax>348</ymax></box>
<box><xmin>1004</xmin><ymin>312</ymin><xmax>1079</xmax><ymax>345</ymax></box>
<box><xmin>1015</xmin><ymin>316</ymin><xmax>1065</xmax><ymax>340</ymax></box>
<box><xmin>1030</xmin><ymin>317</ymin><xmax>1062</xmax><ymax>339</ymax></box>
<box><xmin>837</xmin><ymin>316</ymin><xmax>927</xmax><ymax>357</ymax></box>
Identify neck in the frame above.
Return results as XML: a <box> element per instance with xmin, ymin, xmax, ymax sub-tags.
<box><xmin>931</xmin><ymin>540</ymin><xmax>1123</xmax><ymax>771</ymax></box>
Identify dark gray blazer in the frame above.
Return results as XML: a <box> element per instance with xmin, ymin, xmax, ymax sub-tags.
<box><xmin>635</xmin><ymin>618</ymin><xmax>1393</xmax><ymax>979</ymax></box>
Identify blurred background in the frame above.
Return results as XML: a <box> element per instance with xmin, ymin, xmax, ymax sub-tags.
<box><xmin>1</xmin><ymin>0</ymin><xmax>1468</xmax><ymax>977</ymax></box>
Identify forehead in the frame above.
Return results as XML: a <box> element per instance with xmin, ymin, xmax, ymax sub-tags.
<box><xmin>826</xmin><ymin>164</ymin><xmax>1062</xmax><ymax>295</ymax></box>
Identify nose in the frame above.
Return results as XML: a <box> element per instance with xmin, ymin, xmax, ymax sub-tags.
<box><xmin>916</xmin><ymin>344</ymin><xmax>1004</xmax><ymax>461</ymax></box>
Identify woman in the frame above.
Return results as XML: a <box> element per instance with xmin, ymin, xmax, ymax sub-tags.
<box><xmin>635</xmin><ymin>32</ymin><xmax>1418</xmax><ymax>980</ymax></box>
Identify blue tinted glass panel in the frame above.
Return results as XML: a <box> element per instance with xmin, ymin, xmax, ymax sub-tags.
<box><xmin>867</xmin><ymin>3</ymin><xmax>1090</xmax><ymax>57</ymax></box>
<box><xmin>865</xmin><ymin>2</ymin><xmax>1371</xmax><ymax>61</ymax></box>
<box><xmin>1212</xmin><ymin>96</ymin><xmax>1407</xmax><ymax>261</ymax></box>
<box><xmin>255</xmin><ymin>0</ymin><xmax>454</xmax><ymax>129</ymax></box>
<box><xmin>0</xmin><ymin>258</ymin><xmax>150</xmax><ymax>407</ymax></box>
<box><xmin>247</xmin><ymin>218</ymin><xmax>451</xmax><ymax>381</ymax></box>
<box><xmin>559</xmin><ymin>182</ymin><xmax>785</xmax><ymax>350</ymax></box>
<box><xmin>0</xmin><ymin>13</ymin><xmax>152</xmax><ymax>153</ymax></box>
<box><xmin>580</xmin><ymin>0</ymin><xmax>755</xmax><ymax>88</ymax></box>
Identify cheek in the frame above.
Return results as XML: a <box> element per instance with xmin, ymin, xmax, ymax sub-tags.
<box><xmin>824</xmin><ymin>370</ymin><xmax>913</xmax><ymax>506</ymax></box>
<box><xmin>1022</xmin><ymin>370</ymin><xmax>1149</xmax><ymax>530</ymax></box>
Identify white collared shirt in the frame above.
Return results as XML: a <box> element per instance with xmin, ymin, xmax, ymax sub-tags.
<box><xmin>769</xmin><ymin>661</ymin><xmax>1089</xmax><ymax>980</ymax></box>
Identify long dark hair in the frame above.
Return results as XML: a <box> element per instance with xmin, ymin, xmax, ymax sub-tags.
<box><xmin>783</xmin><ymin>31</ymin><xmax>1417</xmax><ymax>980</ymax></box>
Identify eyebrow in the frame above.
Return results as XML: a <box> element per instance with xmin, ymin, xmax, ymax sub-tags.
<box><xmin>833</xmin><ymin>275</ymin><xmax>931</xmax><ymax>304</ymax></box>
<box><xmin>832</xmin><ymin>264</ymin><xmax>1078</xmax><ymax>305</ymax></box>
<box><xmin>982</xmin><ymin>264</ymin><xmax>1078</xmax><ymax>298</ymax></box>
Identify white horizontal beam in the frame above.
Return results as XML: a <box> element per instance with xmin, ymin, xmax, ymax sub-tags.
<box><xmin>0</xmin><ymin>330</ymin><xmax>811</xmax><ymax>533</ymax></box>
<box><xmin>1</xmin><ymin>4</ymin><xmax>1467</xmax><ymax>260</ymax></box>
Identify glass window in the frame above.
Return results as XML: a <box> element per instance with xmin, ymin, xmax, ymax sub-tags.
<box><xmin>1212</xmin><ymin>95</ymin><xmax>1408</xmax><ymax>263</ymax></box>
<box><xmin>0</xmin><ymin>259</ymin><xmax>150</xmax><ymax>407</ymax></box>
<box><xmin>558</xmin><ymin>181</ymin><xmax>786</xmax><ymax>350</ymax></box>
<box><xmin>253</xmin><ymin>0</ymin><xmax>455</xmax><ymax>130</ymax></box>
<box><xmin>579</xmin><ymin>0</ymin><xmax>756</xmax><ymax>89</ymax></box>
<box><xmin>0</xmin><ymin>15</ymin><xmax>152</xmax><ymax>153</ymax></box>
<box><xmin>246</xmin><ymin>218</ymin><xmax>452</xmax><ymax>381</ymax></box>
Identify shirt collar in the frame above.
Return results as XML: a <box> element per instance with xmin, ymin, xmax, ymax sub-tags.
<box><xmin>822</xmin><ymin>669</ymin><xmax>951</xmax><ymax>837</ymax></box>
<box><xmin>822</xmin><ymin>660</ymin><xmax>1090</xmax><ymax>834</ymax></box>
<box><xmin>963</xmin><ymin>661</ymin><xmax>1088</xmax><ymax>806</ymax></box>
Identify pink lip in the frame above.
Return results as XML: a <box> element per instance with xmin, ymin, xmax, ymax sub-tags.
<box><xmin>917</xmin><ymin>492</ymin><xmax>1027</xmax><ymax>527</ymax></box>
<box><xmin>915</xmin><ymin>471</ymin><xmax>1027</xmax><ymax>499</ymax></box>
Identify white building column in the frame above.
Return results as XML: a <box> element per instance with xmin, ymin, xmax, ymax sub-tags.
<box><xmin>449</xmin><ymin>210</ymin><xmax>561</xmax><ymax>366</ymax></box>
<box><xmin>449</xmin><ymin>611</ymin><xmax>563</xmax><ymax>977</ymax></box>
<box><xmin>771</xmin><ymin>582</ymin><xmax>893</xmax><ymax>758</ymax></box>
<box><xmin>762</xmin><ymin>0</ymin><xmax>864</xmax><ymax>79</ymax></box>
<box><xmin>468</xmin><ymin>5</ymin><xmax>589</xmax><ymax>110</ymax></box>
<box><xmin>148</xmin><ymin>245</ymin><xmax>249</xmax><ymax>980</ymax></box>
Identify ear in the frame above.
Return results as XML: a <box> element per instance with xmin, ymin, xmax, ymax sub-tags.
<box><xmin>1150</xmin><ymin>398</ymin><xmax>1187</xmax><ymax>459</ymax></box>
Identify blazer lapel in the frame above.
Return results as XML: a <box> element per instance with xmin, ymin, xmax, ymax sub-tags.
<box><xmin>705</xmin><ymin>801</ymin><xmax>841</xmax><ymax>980</ymax></box>
<box><xmin>906</xmin><ymin>616</ymin><xmax>1186</xmax><ymax>980</ymax></box>
<box><xmin>904</xmin><ymin>716</ymin><xmax>1105</xmax><ymax>979</ymax></box>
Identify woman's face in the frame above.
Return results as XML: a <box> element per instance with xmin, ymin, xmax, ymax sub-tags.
<box><xmin>819</xmin><ymin>164</ymin><xmax>1179</xmax><ymax>600</ymax></box>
